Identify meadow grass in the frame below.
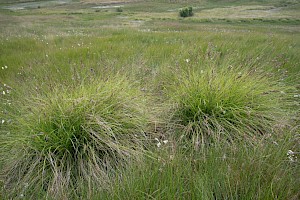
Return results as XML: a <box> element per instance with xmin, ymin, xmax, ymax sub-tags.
<box><xmin>95</xmin><ymin>130</ymin><xmax>299</xmax><ymax>200</ymax></box>
<box><xmin>0</xmin><ymin>0</ymin><xmax>299</xmax><ymax>199</ymax></box>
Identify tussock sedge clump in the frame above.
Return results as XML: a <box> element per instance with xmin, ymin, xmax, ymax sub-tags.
<box><xmin>168</xmin><ymin>67</ymin><xmax>288</xmax><ymax>147</ymax></box>
<box><xmin>0</xmin><ymin>77</ymin><xmax>150</xmax><ymax>199</ymax></box>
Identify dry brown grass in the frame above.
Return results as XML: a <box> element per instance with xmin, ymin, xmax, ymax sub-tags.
<box><xmin>194</xmin><ymin>5</ymin><xmax>300</xmax><ymax>20</ymax></box>
<box><xmin>80</xmin><ymin>0</ymin><xmax>140</xmax><ymax>4</ymax></box>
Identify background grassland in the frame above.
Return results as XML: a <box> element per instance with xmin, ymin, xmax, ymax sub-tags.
<box><xmin>0</xmin><ymin>0</ymin><xmax>299</xmax><ymax>199</ymax></box>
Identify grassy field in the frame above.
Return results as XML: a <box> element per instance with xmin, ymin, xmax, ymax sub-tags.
<box><xmin>0</xmin><ymin>0</ymin><xmax>299</xmax><ymax>199</ymax></box>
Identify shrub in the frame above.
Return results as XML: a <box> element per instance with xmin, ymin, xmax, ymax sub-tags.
<box><xmin>167</xmin><ymin>67</ymin><xmax>287</xmax><ymax>146</ymax></box>
<box><xmin>0</xmin><ymin>77</ymin><xmax>150</xmax><ymax>199</ymax></box>
<box><xmin>116</xmin><ymin>7</ymin><xmax>123</xmax><ymax>12</ymax></box>
<box><xmin>179</xmin><ymin>7</ymin><xmax>193</xmax><ymax>18</ymax></box>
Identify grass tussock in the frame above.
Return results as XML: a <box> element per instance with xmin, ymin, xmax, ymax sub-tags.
<box><xmin>167</xmin><ymin>67</ymin><xmax>289</xmax><ymax>146</ymax></box>
<box><xmin>0</xmin><ymin>76</ymin><xmax>151</xmax><ymax>199</ymax></box>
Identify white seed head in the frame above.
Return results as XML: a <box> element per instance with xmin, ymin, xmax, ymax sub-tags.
<box><xmin>157</xmin><ymin>142</ymin><xmax>161</xmax><ymax>148</ymax></box>
<box><xmin>287</xmin><ymin>150</ymin><xmax>294</xmax><ymax>155</ymax></box>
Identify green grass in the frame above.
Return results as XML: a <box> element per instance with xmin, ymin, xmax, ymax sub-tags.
<box><xmin>0</xmin><ymin>76</ymin><xmax>152</xmax><ymax>199</ymax></box>
<box><xmin>0</xmin><ymin>0</ymin><xmax>299</xmax><ymax>199</ymax></box>
<box><xmin>94</xmin><ymin>130</ymin><xmax>300</xmax><ymax>200</ymax></box>
<box><xmin>165</xmin><ymin>66</ymin><xmax>289</xmax><ymax>146</ymax></box>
